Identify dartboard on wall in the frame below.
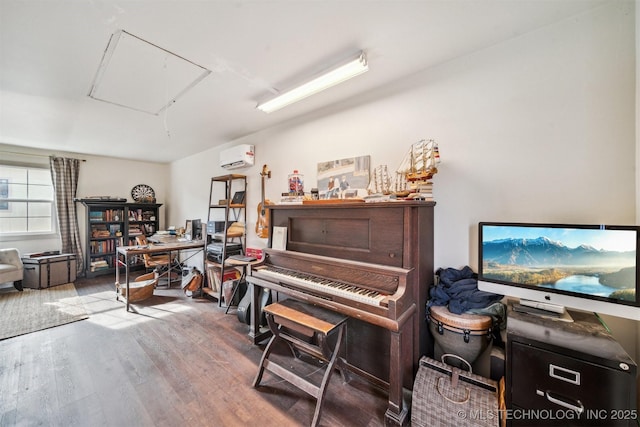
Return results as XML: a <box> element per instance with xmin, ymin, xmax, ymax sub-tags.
<box><xmin>131</xmin><ymin>184</ymin><xmax>156</xmax><ymax>202</ymax></box>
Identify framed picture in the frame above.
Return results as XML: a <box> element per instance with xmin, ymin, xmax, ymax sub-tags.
<box><xmin>231</xmin><ymin>191</ymin><xmax>246</xmax><ymax>205</ymax></box>
<box><xmin>317</xmin><ymin>155</ymin><xmax>370</xmax><ymax>199</ymax></box>
<box><xmin>108</xmin><ymin>224</ymin><xmax>121</xmax><ymax>235</ymax></box>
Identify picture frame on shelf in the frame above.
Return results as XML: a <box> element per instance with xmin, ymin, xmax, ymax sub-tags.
<box><xmin>185</xmin><ymin>220</ymin><xmax>193</xmax><ymax>238</ymax></box>
<box><xmin>231</xmin><ymin>191</ymin><xmax>246</xmax><ymax>205</ymax></box>
<box><xmin>108</xmin><ymin>224</ymin><xmax>121</xmax><ymax>235</ymax></box>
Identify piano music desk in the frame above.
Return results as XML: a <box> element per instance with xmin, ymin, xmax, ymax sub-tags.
<box><xmin>253</xmin><ymin>299</ymin><xmax>348</xmax><ymax>427</ymax></box>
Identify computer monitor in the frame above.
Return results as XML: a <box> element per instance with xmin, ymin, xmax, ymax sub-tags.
<box><xmin>477</xmin><ymin>222</ymin><xmax>640</xmax><ymax>321</ymax></box>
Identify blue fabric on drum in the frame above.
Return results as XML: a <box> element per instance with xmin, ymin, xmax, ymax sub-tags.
<box><xmin>429</xmin><ymin>266</ymin><xmax>503</xmax><ymax>314</ymax></box>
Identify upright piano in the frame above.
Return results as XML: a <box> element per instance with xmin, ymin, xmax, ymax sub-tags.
<box><xmin>246</xmin><ymin>201</ymin><xmax>435</xmax><ymax>426</ymax></box>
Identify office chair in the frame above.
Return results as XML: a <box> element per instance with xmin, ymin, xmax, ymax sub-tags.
<box><xmin>135</xmin><ymin>235</ymin><xmax>181</xmax><ymax>286</ymax></box>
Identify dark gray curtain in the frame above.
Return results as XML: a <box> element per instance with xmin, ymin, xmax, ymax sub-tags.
<box><xmin>49</xmin><ymin>156</ymin><xmax>84</xmax><ymax>276</ymax></box>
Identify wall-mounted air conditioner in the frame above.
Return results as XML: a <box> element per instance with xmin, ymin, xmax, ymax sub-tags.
<box><xmin>219</xmin><ymin>144</ymin><xmax>255</xmax><ymax>169</ymax></box>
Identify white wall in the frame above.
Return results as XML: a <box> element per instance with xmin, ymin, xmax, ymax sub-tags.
<box><xmin>169</xmin><ymin>2</ymin><xmax>638</xmax><ymax>355</ymax></box>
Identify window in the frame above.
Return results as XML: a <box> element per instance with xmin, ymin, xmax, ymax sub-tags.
<box><xmin>0</xmin><ymin>164</ymin><xmax>55</xmax><ymax>235</ymax></box>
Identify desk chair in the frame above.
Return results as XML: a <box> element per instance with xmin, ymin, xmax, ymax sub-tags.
<box><xmin>135</xmin><ymin>235</ymin><xmax>181</xmax><ymax>286</ymax></box>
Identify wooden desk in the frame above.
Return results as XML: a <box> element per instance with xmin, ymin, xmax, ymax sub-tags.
<box><xmin>115</xmin><ymin>240</ymin><xmax>205</xmax><ymax>311</ymax></box>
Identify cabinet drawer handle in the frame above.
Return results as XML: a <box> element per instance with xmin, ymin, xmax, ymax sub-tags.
<box><xmin>538</xmin><ymin>389</ymin><xmax>584</xmax><ymax>415</ymax></box>
<box><xmin>549</xmin><ymin>363</ymin><xmax>580</xmax><ymax>385</ymax></box>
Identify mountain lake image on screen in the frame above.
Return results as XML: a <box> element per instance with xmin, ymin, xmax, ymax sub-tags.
<box><xmin>477</xmin><ymin>222</ymin><xmax>640</xmax><ymax>320</ymax></box>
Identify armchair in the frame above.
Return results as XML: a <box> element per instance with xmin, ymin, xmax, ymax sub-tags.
<box><xmin>0</xmin><ymin>248</ymin><xmax>24</xmax><ymax>291</ymax></box>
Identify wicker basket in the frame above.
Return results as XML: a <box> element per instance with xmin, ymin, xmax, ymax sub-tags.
<box><xmin>119</xmin><ymin>278</ymin><xmax>157</xmax><ymax>302</ymax></box>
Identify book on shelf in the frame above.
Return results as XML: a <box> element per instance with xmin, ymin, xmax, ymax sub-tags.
<box><xmin>89</xmin><ymin>211</ymin><xmax>104</xmax><ymax>221</ymax></box>
<box><xmin>205</xmin><ymin>265</ymin><xmax>219</xmax><ymax>293</ymax></box>
<box><xmin>91</xmin><ymin>224</ymin><xmax>110</xmax><ymax>238</ymax></box>
<box><xmin>90</xmin><ymin>259</ymin><xmax>110</xmax><ymax>272</ymax></box>
<box><xmin>228</xmin><ymin>255</ymin><xmax>256</xmax><ymax>262</ymax></box>
<box><xmin>104</xmin><ymin>209</ymin><xmax>123</xmax><ymax>222</ymax></box>
<box><xmin>206</xmin><ymin>265</ymin><xmax>241</xmax><ymax>291</ymax></box>
<box><xmin>90</xmin><ymin>240</ymin><xmax>116</xmax><ymax>254</ymax></box>
<box><xmin>128</xmin><ymin>225</ymin><xmax>142</xmax><ymax>236</ymax></box>
<box><xmin>245</xmin><ymin>247</ymin><xmax>264</xmax><ymax>259</ymax></box>
<box><xmin>89</xmin><ymin>208</ymin><xmax>125</xmax><ymax>222</ymax></box>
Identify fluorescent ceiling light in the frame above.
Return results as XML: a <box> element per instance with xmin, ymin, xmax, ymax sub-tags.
<box><xmin>257</xmin><ymin>51</ymin><xmax>368</xmax><ymax>113</ymax></box>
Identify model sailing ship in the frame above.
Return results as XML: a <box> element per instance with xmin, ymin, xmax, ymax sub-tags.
<box><xmin>395</xmin><ymin>139</ymin><xmax>440</xmax><ymax>198</ymax></box>
<box><xmin>367</xmin><ymin>165</ymin><xmax>392</xmax><ymax>195</ymax></box>
<box><xmin>366</xmin><ymin>139</ymin><xmax>441</xmax><ymax>201</ymax></box>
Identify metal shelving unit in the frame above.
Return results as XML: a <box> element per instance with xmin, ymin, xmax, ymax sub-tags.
<box><xmin>202</xmin><ymin>174</ymin><xmax>247</xmax><ymax>306</ymax></box>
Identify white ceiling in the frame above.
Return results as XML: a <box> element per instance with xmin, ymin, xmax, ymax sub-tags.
<box><xmin>0</xmin><ymin>0</ymin><xmax>609</xmax><ymax>163</ymax></box>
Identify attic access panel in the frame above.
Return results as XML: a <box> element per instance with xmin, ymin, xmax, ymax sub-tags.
<box><xmin>88</xmin><ymin>30</ymin><xmax>211</xmax><ymax>115</ymax></box>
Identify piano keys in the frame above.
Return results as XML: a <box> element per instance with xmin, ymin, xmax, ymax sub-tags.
<box><xmin>254</xmin><ymin>264</ymin><xmax>389</xmax><ymax>306</ymax></box>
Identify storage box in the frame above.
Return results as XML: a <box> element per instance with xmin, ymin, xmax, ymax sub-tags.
<box><xmin>22</xmin><ymin>253</ymin><xmax>77</xmax><ymax>289</ymax></box>
<box><xmin>411</xmin><ymin>356</ymin><xmax>499</xmax><ymax>427</ymax></box>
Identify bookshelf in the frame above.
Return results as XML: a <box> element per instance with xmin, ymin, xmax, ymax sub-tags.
<box><xmin>78</xmin><ymin>200</ymin><xmax>162</xmax><ymax>277</ymax></box>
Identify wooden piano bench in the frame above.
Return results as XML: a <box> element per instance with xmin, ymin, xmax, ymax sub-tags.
<box><xmin>253</xmin><ymin>299</ymin><xmax>348</xmax><ymax>427</ymax></box>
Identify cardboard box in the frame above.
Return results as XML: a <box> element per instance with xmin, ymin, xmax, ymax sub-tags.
<box><xmin>22</xmin><ymin>253</ymin><xmax>77</xmax><ymax>289</ymax></box>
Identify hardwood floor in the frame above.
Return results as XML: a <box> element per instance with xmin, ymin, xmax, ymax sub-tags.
<box><xmin>0</xmin><ymin>276</ymin><xmax>390</xmax><ymax>427</ymax></box>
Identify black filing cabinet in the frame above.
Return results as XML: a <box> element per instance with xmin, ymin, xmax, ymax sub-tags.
<box><xmin>506</xmin><ymin>303</ymin><xmax>637</xmax><ymax>426</ymax></box>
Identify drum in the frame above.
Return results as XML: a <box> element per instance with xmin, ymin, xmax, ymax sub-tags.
<box><xmin>428</xmin><ymin>305</ymin><xmax>493</xmax><ymax>369</ymax></box>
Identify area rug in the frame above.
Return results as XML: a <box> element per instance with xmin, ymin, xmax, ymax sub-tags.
<box><xmin>0</xmin><ymin>283</ymin><xmax>88</xmax><ymax>340</ymax></box>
